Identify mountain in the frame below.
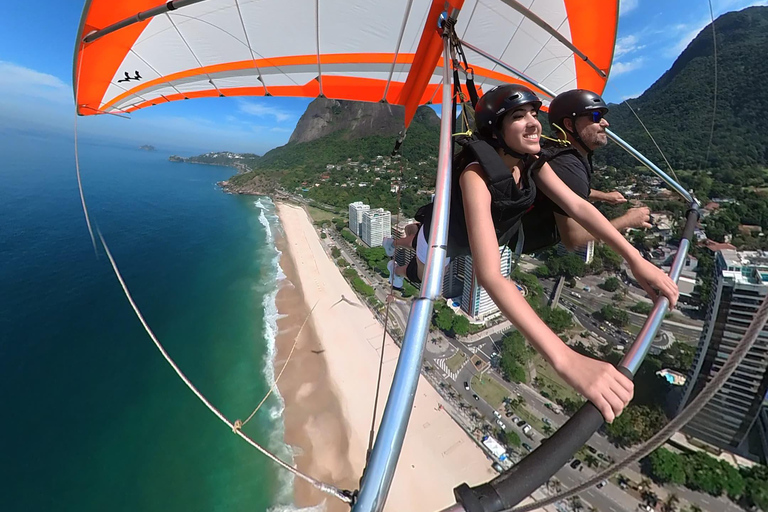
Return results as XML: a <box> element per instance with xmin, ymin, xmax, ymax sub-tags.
<box><xmin>597</xmin><ymin>6</ymin><xmax>768</xmax><ymax>172</ymax></box>
<box><xmin>253</xmin><ymin>99</ymin><xmax>440</xmax><ymax>169</ymax></box>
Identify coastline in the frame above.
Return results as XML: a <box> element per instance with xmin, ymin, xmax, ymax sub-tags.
<box><xmin>273</xmin><ymin>200</ymin><xmax>496</xmax><ymax>511</ymax></box>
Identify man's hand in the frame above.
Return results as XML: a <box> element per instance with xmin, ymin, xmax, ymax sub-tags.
<box><xmin>602</xmin><ymin>190</ymin><xmax>627</xmax><ymax>204</ymax></box>
<box><xmin>624</xmin><ymin>207</ymin><xmax>653</xmax><ymax>229</ymax></box>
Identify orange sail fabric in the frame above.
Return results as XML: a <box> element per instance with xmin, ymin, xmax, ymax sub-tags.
<box><xmin>74</xmin><ymin>0</ymin><xmax>618</xmax><ymax>126</ymax></box>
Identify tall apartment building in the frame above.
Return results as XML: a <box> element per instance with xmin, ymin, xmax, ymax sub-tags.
<box><xmin>348</xmin><ymin>201</ymin><xmax>369</xmax><ymax>237</ymax></box>
<box><xmin>361</xmin><ymin>208</ymin><xmax>391</xmax><ymax>248</ymax></box>
<box><xmin>461</xmin><ymin>246</ymin><xmax>513</xmax><ymax>320</ymax></box>
<box><xmin>676</xmin><ymin>249</ymin><xmax>768</xmax><ymax>456</ymax></box>
<box><xmin>556</xmin><ymin>240</ymin><xmax>595</xmax><ymax>264</ymax></box>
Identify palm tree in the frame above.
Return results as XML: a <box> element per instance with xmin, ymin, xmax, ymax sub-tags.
<box><xmin>639</xmin><ymin>477</ymin><xmax>653</xmax><ymax>492</ymax></box>
<box><xmin>689</xmin><ymin>505</ymin><xmax>702</xmax><ymax>512</ymax></box>
<box><xmin>584</xmin><ymin>453</ymin><xmax>599</xmax><ymax>469</ymax></box>
<box><xmin>569</xmin><ymin>496</ymin><xmax>584</xmax><ymax>512</ymax></box>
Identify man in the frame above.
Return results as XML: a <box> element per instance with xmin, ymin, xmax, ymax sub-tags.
<box><xmin>521</xmin><ymin>89</ymin><xmax>652</xmax><ymax>252</ymax></box>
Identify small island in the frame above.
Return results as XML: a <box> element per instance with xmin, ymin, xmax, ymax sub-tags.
<box><xmin>139</xmin><ymin>145</ymin><xmax>156</xmax><ymax>151</ymax></box>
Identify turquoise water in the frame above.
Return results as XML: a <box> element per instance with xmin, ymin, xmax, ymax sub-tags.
<box><xmin>0</xmin><ymin>130</ymin><xmax>292</xmax><ymax>512</ymax></box>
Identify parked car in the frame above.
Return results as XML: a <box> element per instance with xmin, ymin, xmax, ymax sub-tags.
<box><xmin>570</xmin><ymin>459</ymin><xmax>582</xmax><ymax>469</ymax></box>
<box><xmin>517</xmin><ymin>420</ymin><xmax>527</xmax><ymax>428</ymax></box>
<box><xmin>596</xmin><ymin>480</ymin><xmax>607</xmax><ymax>489</ymax></box>
<box><xmin>522</xmin><ymin>443</ymin><xmax>533</xmax><ymax>452</ymax></box>
<box><xmin>542</xmin><ymin>417</ymin><xmax>551</xmax><ymax>425</ymax></box>
<box><xmin>493</xmin><ymin>410</ymin><xmax>501</xmax><ymax>419</ymax></box>
<box><xmin>464</xmin><ymin>381</ymin><xmax>470</xmax><ymax>390</ymax></box>
<box><xmin>496</xmin><ymin>419</ymin><xmax>506</xmax><ymax>430</ymax></box>
<box><xmin>472</xmin><ymin>393</ymin><xmax>479</xmax><ymax>401</ymax></box>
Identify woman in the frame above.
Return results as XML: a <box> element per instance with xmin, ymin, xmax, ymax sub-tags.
<box><xmin>393</xmin><ymin>84</ymin><xmax>678</xmax><ymax>423</ymax></box>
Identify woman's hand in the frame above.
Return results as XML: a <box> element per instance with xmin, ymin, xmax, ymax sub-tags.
<box><xmin>629</xmin><ymin>255</ymin><xmax>679</xmax><ymax>307</ymax></box>
<box><xmin>554</xmin><ymin>348</ymin><xmax>634</xmax><ymax>423</ymax></box>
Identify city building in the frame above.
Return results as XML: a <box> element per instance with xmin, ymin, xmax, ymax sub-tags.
<box><xmin>676</xmin><ymin>249</ymin><xmax>768</xmax><ymax>457</ymax></box>
<box><xmin>348</xmin><ymin>201</ymin><xmax>369</xmax><ymax>237</ymax></box>
<box><xmin>361</xmin><ymin>208</ymin><xmax>391</xmax><ymax>248</ymax></box>
<box><xmin>556</xmin><ymin>240</ymin><xmax>594</xmax><ymax>264</ymax></box>
<box><xmin>461</xmin><ymin>246</ymin><xmax>513</xmax><ymax>320</ymax></box>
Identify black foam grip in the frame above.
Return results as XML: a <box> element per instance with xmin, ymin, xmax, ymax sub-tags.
<box><xmin>456</xmin><ymin>367</ymin><xmax>633</xmax><ymax>512</ymax></box>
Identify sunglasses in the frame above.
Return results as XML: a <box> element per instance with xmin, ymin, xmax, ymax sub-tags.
<box><xmin>582</xmin><ymin>111</ymin><xmax>605</xmax><ymax>123</ymax></box>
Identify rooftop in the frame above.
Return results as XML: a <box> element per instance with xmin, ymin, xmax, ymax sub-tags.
<box><xmin>719</xmin><ymin>249</ymin><xmax>768</xmax><ymax>285</ymax></box>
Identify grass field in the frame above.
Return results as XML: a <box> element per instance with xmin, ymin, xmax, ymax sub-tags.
<box><xmin>533</xmin><ymin>355</ymin><xmax>582</xmax><ymax>404</ymax></box>
<box><xmin>307</xmin><ymin>205</ymin><xmax>339</xmax><ymax>223</ymax></box>
<box><xmin>471</xmin><ymin>374</ymin><xmax>509</xmax><ymax>409</ymax></box>
<box><xmin>446</xmin><ymin>350</ymin><xmax>467</xmax><ymax>373</ymax></box>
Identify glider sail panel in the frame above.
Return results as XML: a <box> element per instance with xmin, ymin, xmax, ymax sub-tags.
<box><xmin>74</xmin><ymin>0</ymin><xmax>617</xmax><ymax>119</ymax></box>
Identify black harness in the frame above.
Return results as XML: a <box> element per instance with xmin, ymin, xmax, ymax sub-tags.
<box><xmin>415</xmin><ymin>136</ymin><xmax>546</xmax><ymax>258</ymax></box>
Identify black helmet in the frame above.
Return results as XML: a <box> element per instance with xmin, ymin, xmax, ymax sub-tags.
<box><xmin>547</xmin><ymin>89</ymin><xmax>608</xmax><ymax>132</ymax></box>
<box><xmin>474</xmin><ymin>84</ymin><xmax>542</xmax><ymax>158</ymax></box>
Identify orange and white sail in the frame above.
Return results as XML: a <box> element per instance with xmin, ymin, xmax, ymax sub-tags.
<box><xmin>74</xmin><ymin>0</ymin><xmax>618</xmax><ymax>126</ymax></box>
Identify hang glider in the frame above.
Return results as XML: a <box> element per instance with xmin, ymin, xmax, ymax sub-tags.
<box><xmin>73</xmin><ymin>0</ymin><xmax>618</xmax><ymax>126</ymax></box>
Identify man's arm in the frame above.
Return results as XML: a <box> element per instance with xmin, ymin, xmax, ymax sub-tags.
<box><xmin>556</xmin><ymin>207</ymin><xmax>653</xmax><ymax>250</ymax></box>
<box><xmin>590</xmin><ymin>189</ymin><xmax>627</xmax><ymax>204</ymax></box>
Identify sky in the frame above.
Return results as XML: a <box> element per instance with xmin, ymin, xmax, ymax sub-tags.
<box><xmin>1</xmin><ymin>0</ymin><xmax>766</xmax><ymax>155</ymax></box>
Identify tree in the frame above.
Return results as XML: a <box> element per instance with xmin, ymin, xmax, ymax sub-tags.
<box><xmin>646</xmin><ymin>448</ymin><xmax>687</xmax><ymax>485</ymax></box>
<box><xmin>331</xmin><ymin>246</ymin><xmax>341</xmax><ymax>258</ymax></box>
<box><xmin>605</xmin><ymin>405</ymin><xmax>667</xmax><ymax>447</ymax></box>
<box><xmin>505</xmin><ymin>430</ymin><xmax>521</xmax><ymax>447</ymax></box>
<box><xmin>630</xmin><ymin>301</ymin><xmax>653</xmax><ymax>314</ymax></box>
<box><xmin>600</xmin><ymin>276</ymin><xmax>621</xmax><ymax>292</ymax></box>
<box><xmin>599</xmin><ymin>304</ymin><xmax>630</xmax><ymax>327</ymax></box>
<box><xmin>584</xmin><ymin>453</ymin><xmax>599</xmax><ymax>469</ymax></box>
<box><xmin>662</xmin><ymin>493</ymin><xmax>679</xmax><ymax>512</ymax></box>
<box><xmin>435</xmin><ymin>307</ymin><xmax>455</xmax><ymax>332</ymax></box>
<box><xmin>540</xmin><ymin>308</ymin><xmax>574</xmax><ymax>334</ymax></box>
<box><xmin>501</xmin><ymin>359</ymin><xmax>527</xmax><ymax>383</ymax></box>
<box><xmin>661</xmin><ymin>343</ymin><xmax>696</xmax><ymax>373</ymax></box>
<box><xmin>453</xmin><ymin>315</ymin><xmax>470</xmax><ymax>336</ymax></box>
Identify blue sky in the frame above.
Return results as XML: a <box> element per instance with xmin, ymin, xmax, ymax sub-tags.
<box><xmin>1</xmin><ymin>0</ymin><xmax>765</xmax><ymax>155</ymax></box>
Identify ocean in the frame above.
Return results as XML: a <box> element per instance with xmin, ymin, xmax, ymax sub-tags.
<box><xmin>0</xmin><ymin>131</ymin><xmax>293</xmax><ymax>512</ymax></box>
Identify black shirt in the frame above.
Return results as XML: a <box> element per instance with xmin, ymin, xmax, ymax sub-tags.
<box><xmin>517</xmin><ymin>148</ymin><xmax>592</xmax><ymax>253</ymax></box>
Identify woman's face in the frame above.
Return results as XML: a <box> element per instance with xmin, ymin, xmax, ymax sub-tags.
<box><xmin>500</xmin><ymin>104</ymin><xmax>541</xmax><ymax>155</ymax></box>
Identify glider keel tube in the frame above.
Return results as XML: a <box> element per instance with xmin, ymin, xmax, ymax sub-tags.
<box><xmin>83</xmin><ymin>0</ymin><xmax>209</xmax><ymax>43</ymax></box>
<box><xmin>352</xmin><ymin>32</ymin><xmax>455</xmax><ymax>512</ymax></box>
<box><xmin>452</xmin><ymin>206</ymin><xmax>700</xmax><ymax>512</ymax></box>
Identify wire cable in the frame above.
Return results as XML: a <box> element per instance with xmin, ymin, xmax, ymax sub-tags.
<box><xmin>239</xmin><ymin>300</ymin><xmax>320</xmax><ymax>428</ymax></box>
<box><xmin>702</xmin><ymin>0</ymin><xmax>719</xmax><ymax>167</ymax></box>
<box><xmin>507</xmin><ymin>291</ymin><xmax>768</xmax><ymax>512</ymax></box>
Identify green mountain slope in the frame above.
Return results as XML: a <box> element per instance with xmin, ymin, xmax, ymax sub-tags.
<box><xmin>597</xmin><ymin>6</ymin><xmax>768</xmax><ymax>171</ymax></box>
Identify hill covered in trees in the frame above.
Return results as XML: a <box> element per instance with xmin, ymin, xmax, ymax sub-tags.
<box><xmin>596</xmin><ymin>6</ymin><xmax>768</xmax><ymax>172</ymax></box>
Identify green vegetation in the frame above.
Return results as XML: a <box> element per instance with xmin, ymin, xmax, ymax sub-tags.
<box><xmin>445</xmin><ymin>350</ymin><xmax>467</xmax><ymax>373</ymax></box>
<box><xmin>499</xmin><ymin>331</ymin><xmax>532</xmax><ymax>383</ymax></box>
<box><xmin>307</xmin><ymin>205</ymin><xmax>338</xmax><ymax>223</ymax></box>
<box><xmin>605</xmin><ymin>405</ymin><xmax>667</xmax><ymax>447</ymax></box>
<box><xmin>630</xmin><ymin>301</ymin><xmax>653</xmax><ymax>314</ymax></box>
<box><xmin>331</xmin><ymin>246</ymin><xmax>341</xmax><ymax>258</ymax></box>
<box><xmin>341</xmin><ymin>229</ymin><xmax>357</xmax><ymax>244</ymax></box>
<box><xmin>598</xmin><ymin>304</ymin><xmax>630</xmax><ymax>327</ymax></box>
<box><xmin>431</xmin><ymin>301</ymin><xmax>473</xmax><ymax>337</ymax></box>
<box><xmin>470</xmin><ymin>374</ymin><xmax>509</xmax><ymax>409</ymax></box>
<box><xmin>599</xmin><ymin>277</ymin><xmax>621</xmax><ymax>292</ymax></box>
<box><xmin>539</xmin><ymin>308</ymin><xmax>574</xmax><ymax>334</ymax></box>
<box><xmin>505</xmin><ymin>430</ymin><xmax>521</xmax><ymax>447</ymax></box>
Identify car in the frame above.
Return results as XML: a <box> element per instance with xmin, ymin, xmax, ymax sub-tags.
<box><xmin>542</xmin><ymin>417</ymin><xmax>551</xmax><ymax>425</ymax></box>
<box><xmin>517</xmin><ymin>420</ymin><xmax>527</xmax><ymax>427</ymax></box>
<box><xmin>596</xmin><ymin>480</ymin><xmax>607</xmax><ymax>489</ymax></box>
<box><xmin>522</xmin><ymin>443</ymin><xmax>533</xmax><ymax>452</ymax></box>
<box><xmin>511</xmin><ymin>416</ymin><xmax>520</xmax><ymax>424</ymax></box>
<box><xmin>472</xmin><ymin>393</ymin><xmax>480</xmax><ymax>401</ymax></box>
<box><xmin>493</xmin><ymin>410</ymin><xmax>502</xmax><ymax>419</ymax></box>
<box><xmin>496</xmin><ymin>420</ymin><xmax>506</xmax><ymax>430</ymax></box>
<box><xmin>570</xmin><ymin>459</ymin><xmax>582</xmax><ymax>469</ymax></box>
<box><xmin>464</xmin><ymin>381</ymin><xmax>470</xmax><ymax>390</ymax></box>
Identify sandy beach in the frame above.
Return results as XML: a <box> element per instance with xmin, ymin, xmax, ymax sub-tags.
<box><xmin>274</xmin><ymin>201</ymin><xmax>496</xmax><ymax>512</ymax></box>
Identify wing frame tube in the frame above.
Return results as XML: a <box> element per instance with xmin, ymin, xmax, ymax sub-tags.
<box><xmin>450</xmin><ymin>206</ymin><xmax>700</xmax><ymax>512</ymax></box>
<box><xmin>352</xmin><ymin>23</ymin><xmax>456</xmax><ymax>512</ymax></box>
<box><xmin>82</xmin><ymin>0</ymin><xmax>209</xmax><ymax>43</ymax></box>
<box><xmin>457</xmin><ymin>38</ymin><xmax>694</xmax><ymax>205</ymax></box>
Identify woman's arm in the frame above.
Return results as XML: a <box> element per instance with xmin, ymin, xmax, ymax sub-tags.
<box><xmin>534</xmin><ymin>162</ymin><xmax>678</xmax><ymax>306</ymax></box>
<box><xmin>460</xmin><ymin>165</ymin><xmax>632</xmax><ymax>422</ymax></box>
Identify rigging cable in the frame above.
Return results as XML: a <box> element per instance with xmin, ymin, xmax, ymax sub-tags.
<box><xmin>72</xmin><ymin>98</ymin><xmax>351</xmax><ymax>506</ymax></box>
<box><xmin>507</xmin><ymin>290</ymin><xmax>768</xmax><ymax>512</ymax></box>
<box><xmin>238</xmin><ymin>300</ymin><xmax>320</xmax><ymax>428</ymax></box>
<box><xmin>703</xmin><ymin>0</ymin><xmax>719</xmax><ymax>166</ymax></box>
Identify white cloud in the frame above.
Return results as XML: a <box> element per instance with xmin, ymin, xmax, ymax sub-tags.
<box><xmin>237</xmin><ymin>99</ymin><xmax>293</xmax><ymax>122</ymax></box>
<box><xmin>614</xmin><ymin>34</ymin><xmax>646</xmax><ymax>58</ymax></box>
<box><xmin>620</xmin><ymin>0</ymin><xmax>640</xmax><ymax>16</ymax></box>
<box><xmin>611</xmin><ymin>58</ymin><xmax>645</xmax><ymax>76</ymax></box>
<box><xmin>0</xmin><ymin>61</ymin><xmax>71</xmax><ymax>104</ymax></box>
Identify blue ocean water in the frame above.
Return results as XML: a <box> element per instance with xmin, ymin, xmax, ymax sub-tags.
<box><xmin>0</xmin><ymin>131</ymin><xmax>292</xmax><ymax>512</ymax></box>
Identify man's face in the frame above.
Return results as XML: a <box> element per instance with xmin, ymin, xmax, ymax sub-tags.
<box><xmin>572</xmin><ymin>110</ymin><xmax>609</xmax><ymax>150</ymax></box>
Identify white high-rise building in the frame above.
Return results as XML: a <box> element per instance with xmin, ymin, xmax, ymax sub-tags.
<box><xmin>676</xmin><ymin>249</ymin><xmax>768</xmax><ymax>457</ymax></box>
<box><xmin>393</xmin><ymin>218</ymin><xmax>417</xmax><ymax>268</ymax></box>
<box><xmin>556</xmin><ymin>240</ymin><xmax>594</xmax><ymax>264</ymax></box>
<box><xmin>349</xmin><ymin>201</ymin><xmax>369</xmax><ymax>237</ymax></box>
<box><xmin>361</xmin><ymin>208</ymin><xmax>391</xmax><ymax>248</ymax></box>
<box><xmin>461</xmin><ymin>246</ymin><xmax>513</xmax><ymax>320</ymax></box>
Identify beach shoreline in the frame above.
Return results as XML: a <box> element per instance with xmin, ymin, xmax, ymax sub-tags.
<box><xmin>273</xmin><ymin>200</ymin><xmax>496</xmax><ymax>512</ymax></box>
